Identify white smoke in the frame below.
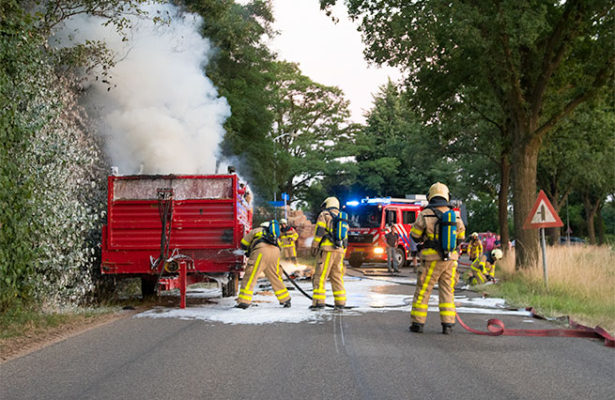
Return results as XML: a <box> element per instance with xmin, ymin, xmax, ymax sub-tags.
<box><xmin>56</xmin><ymin>3</ymin><xmax>230</xmax><ymax>174</ymax></box>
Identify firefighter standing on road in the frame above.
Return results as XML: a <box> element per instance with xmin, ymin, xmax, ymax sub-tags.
<box><xmin>310</xmin><ymin>196</ymin><xmax>347</xmax><ymax>310</ymax></box>
<box><xmin>236</xmin><ymin>221</ymin><xmax>291</xmax><ymax>309</ymax></box>
<box><xmin>409</xmin><ymin>182</ymin><xmax>466</xmax><ymax>334</ymax></box>
<box><xmin>280</xmin><ymin>218</ymin><xmax>299</xmax><ymax>266</ymax></box>
<box><xmin>468</xmin><ymin>232</ymin><xmax>483</xmax><ymax>262</ymax></box>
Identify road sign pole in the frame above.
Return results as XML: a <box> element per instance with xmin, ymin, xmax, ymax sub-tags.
<box><xmin>540</xmin><ymin>227</ymin><xmax>548</xmax><ymax>288</ymax></box>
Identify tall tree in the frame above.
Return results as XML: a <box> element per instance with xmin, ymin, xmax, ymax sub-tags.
<box><xmin>351</xmin><ymin>81</ymin><xmax>454</xmax><ymax>198</ymax></box>
<box><xmin>322</xmin><ymin>0</ymin><xmax>614</xmax><ymax>268</ymax></box>
<box><xmin>268</xmin><ymin>61</ymin><xmax>354</xmax><ymax>203</ymax></box>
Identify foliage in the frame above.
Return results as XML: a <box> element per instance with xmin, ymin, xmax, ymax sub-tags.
<box><xmin>0</xmin><ymin>0</ymin><xmax>145</xmax><ymax>311</ymax></box>
<box><xmin>268</xmin><ymin>61</ymin><xmax>355</xmax><ymax>203</ymax></box>
<box><xmin>322</xmin><ymin>0</ymin><xmax>615</xmax><ymax>268</ymax></box>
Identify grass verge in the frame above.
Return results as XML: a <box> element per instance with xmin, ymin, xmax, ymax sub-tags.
<box><xmin>483</xmin><ymin>245</ymin><xmax>615</xmax><ymax>333</ymax></box>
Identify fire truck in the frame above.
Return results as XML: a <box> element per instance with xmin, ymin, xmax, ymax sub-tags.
<box><xmin>342</xmin><ymin>196</ymin><xmax>427</xmax><ymax>268</ymax></box>
<box><xmin>101</xmin><ymin>173</ymin><xmax>251</xmax><ymax>307</ymax></box>
<box><xmin>343</xmin><ymin>196</ymin><xmax>464</xmax><ymax>268</ymax></box>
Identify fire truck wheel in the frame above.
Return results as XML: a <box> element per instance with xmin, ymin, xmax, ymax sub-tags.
<box><xmin>395</xmin><ymin>248</ymin><xmax>406</xmax><ymax>269</ymax></box>
<box><xmin>222</xmin><ymin>273</ymin><xmax>238</xmax><ymax>297</ymax></box>
<box><xmin>348</xmin><ymin>253</ymin><xmax>363</xmax><ymax>268</ymax></box>
<box><xmin>141</xmin><ymin>278</ymin><xmax>157</xmax><ymax>297</ymax></box>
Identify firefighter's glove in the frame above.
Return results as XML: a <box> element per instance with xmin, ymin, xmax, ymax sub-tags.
<box><xmin>310</xmin><ymin>247</ymin><xmax>319</xmax><ymax>257</ymax></box>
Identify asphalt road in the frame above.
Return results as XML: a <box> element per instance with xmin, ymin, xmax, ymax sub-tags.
<box><xmin>1</xmin><ymin>267</ymin><xmax>613</xmax><ymax>400</ymax></box>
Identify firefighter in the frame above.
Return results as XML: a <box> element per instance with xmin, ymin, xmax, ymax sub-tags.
<box><xmin>467</xmin><ymin>249</ymin><xmax>503</xmax><ymax>285</ymax></box>
<box><xmin>468</xmin><ymin>232</ymin><xmax>483</xmax><ymax>262</ymax></box>
<box><xmin>236</xmin><ymin>221</ymin><xmax>291</xmax><ymax>309</ymax></box>
<box><xmin>279</xmin><ymin>218</ymin><xmax>299</xmax><ymax>266</ymax></box>
<box><xmin>409</xmin><ymin>182</ymin><xmax>466</xmax><ymax>334</ymax></box>
<box><xmin>310</xmin><ymin>196</ymin><xmax>347</xmax><ymax>310</ymax></box>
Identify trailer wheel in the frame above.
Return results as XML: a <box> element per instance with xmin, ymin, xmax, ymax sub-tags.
<box><xmin>141</xmin><ymin>277</ymin><xmax>157</xmax><ymax>297</ymax></box>
<box><xmin>395</xmin><ymin>248</ymin><xmax>406</xmax><ymax>269</ymax></box>
<box><xmin>349</xmin><ymin>253</ymin><xmax>363</xmax><ymax>268</ymax></box>
<box><xmin>222</xmin><ymin>273</ymin><xmax>238</xmax><ymax>297</ymax></box>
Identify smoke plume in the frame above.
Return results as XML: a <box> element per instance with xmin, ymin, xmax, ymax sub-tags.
<box><xmin>56</xmin><ymin>3</ymin><xmax>230</xmax><ymax>175</ymax></box>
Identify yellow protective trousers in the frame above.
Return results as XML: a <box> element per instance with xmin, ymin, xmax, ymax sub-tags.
<box><xmin>312</xmin><ymin>250</ymin><xmax>346</xmax><ymax>307</ymax></box>
<box><xmin>237</xmin><ymin>245</ymin><xmax>290</xmax><ymax>306</ymax></box>
<box><xmin>281</xmin><ymin>244</ymin><xmax>297</xmax><ymax>259</ymax></box>
<box><xmin>469</xmin><ymin>264</ymin><xmax>487</xmax><ymax>285</ymax></box>
<box><xmin>410</xmin><ymin>259</ymin><xmax>457</xmax><ymax>325</ymax></box>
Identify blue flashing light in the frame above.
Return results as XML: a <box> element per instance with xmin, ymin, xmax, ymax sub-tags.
<box><xmin>346</xmin><ymin>200</ymin><xmax>360</xmax><ymax>207</ymax></box>
<box><xmin>364</xmin><ymin>197</ymin><xmax>392</xmax><ymax>205</ymax></box>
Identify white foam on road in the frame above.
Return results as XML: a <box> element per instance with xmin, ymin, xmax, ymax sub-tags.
<box><xmin>136</xmin><ymin>274</ymin><xmax>532</xmax><ymax>325</ymax></box>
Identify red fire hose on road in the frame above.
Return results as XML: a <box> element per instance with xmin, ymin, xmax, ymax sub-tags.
<box><xmin>455</xmin><ymin>260</ymin><xmax>614</xmax><ymax>347</ymax></box>
<box><xmin>455</xmin><ymin>310</ymin><xmax>615</xmax><ymax>348</ymax></box>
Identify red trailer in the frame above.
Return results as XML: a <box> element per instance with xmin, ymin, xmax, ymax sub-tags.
<box><xmin>101</xmin><ymin>174</ymin><xmax>252</xmax><ymax>306</ymax></box>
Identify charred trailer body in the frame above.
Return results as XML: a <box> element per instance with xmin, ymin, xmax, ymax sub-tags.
<box><xmin>101</xmin><ymin>174</ymin><xmax>252</xmax><ymax>306</ymax></box>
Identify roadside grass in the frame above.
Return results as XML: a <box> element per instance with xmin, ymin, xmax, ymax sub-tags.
<box><xmin>483</xmin><ymin>245</ymin><xmax>615</xmax><ymax>333</ymax></box>
<box><xmin>0</xmin><ymin>302</ymin><xmax>114</xmax><ymax>340</ymax></box>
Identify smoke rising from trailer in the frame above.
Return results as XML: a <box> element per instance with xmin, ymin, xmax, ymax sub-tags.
<box><xmin>57</xmin><ymin>3</ymin><xmax>230</xmax><ymax>174</ymax></box>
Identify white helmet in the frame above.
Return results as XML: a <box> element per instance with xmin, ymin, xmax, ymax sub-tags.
<box><xmin>321</xmin><ymin>196</ymin><xmax>340</xmax><ymax>209</ymax></box>
<box><xmin>427</xmin><ymin>182</ymin><xmax>450</xmax><ymax>202</ymax></box>
<box><xmin>491</xmin><ymin>249</ymin><xmax>503</xmax><ymax>260</ymax></box>
<box><xmin>260</xmin><ymin>221</ymin><xmax>270</xmax><ymax>228</ymax></box>
<box><xmin>471</xmin><ymin>232</ymin><xmax>478</xmax><ymax>238</ymax></box>
<box><xmin>280</xmin><ymin>218</ymin><xmax>288</xmax><ymax>225</ymax></box>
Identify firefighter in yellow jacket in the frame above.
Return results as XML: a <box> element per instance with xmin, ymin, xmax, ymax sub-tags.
<box><xmin>236</xmin><ymin>221</ymin><xmax>291</xmax><ymax>309</ymax></box>
<box><xmin>468</xmin><ymin>232</ymin><xmax>483</xmax><ymax>261</ymax></box>
<box><xmin>279</xmin><ymin>218</ymin><xmax>299</xmax><ymax>266</ymax></box>
<box><xmin>310</xmin><ymin>196</ymin><xmax>347</xmax><ymax>310</ymax></box>
<box><xmin>409</xmin><ymin>182</ymin><xmax>466</xmax><ymax>334</ymax></box>
<box><xmin>466</xmin><ymin>249</ymin><xmax>502</xmax><ymax>285</ymax></box>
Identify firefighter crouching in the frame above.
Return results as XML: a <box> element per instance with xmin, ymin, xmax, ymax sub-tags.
<box><xmin>310</xmin><ymin>196</ymin><xmax>347</xmax><ymax>310</ymax></box>
<box><xmin>468</xmin><ymin>232</ymin><xmax>483</xmax><ymax>262</ymax></box>
<box><xmin>236</xmin><ymin>221</ymin><xmax>291</xmax><ymax>309</ymax></box>
<box><xmin>409</xmin><ymin>182</ymin><xmax>466</xmax><ymax>334</ymax></box>
<box><xmin>279</xmin><ymin>218</ymin><xmax>299</xmax><ymax>266</ymax></box>
<box><xmin>466</xmin><ymin>249</ymin><xmax>503</xmax><ymax>286</ymax></box>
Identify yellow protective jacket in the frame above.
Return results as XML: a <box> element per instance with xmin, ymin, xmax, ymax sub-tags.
<box><xmin>280</xmin><ymin>227</ymin><xmax>299</xmax><ymax>249</ymax></box>
<box><xmin>410</xmin><ymin>206</ymin><xmax>466</xmax><ymax>261</ymax></box>
<box><xmin>311</xmin><ymin>208</ymin><xmax>345</xmax><ymax>254</ymax></box>
<box><xmin>468</xmin><ymin>239</ymin><xmax>483</xmax><ymax>260</ymax></box>
<box><xmin>240</xmin><ymin>227</ymin><xmax>279</xmax><ymax>254</ymax></box>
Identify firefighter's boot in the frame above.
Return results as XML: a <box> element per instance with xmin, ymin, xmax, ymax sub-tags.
<box><xmin>235</xmin><ymin>303</ymin><xmax>250</xmax><ymax>309</ymax></box>
<box><xmin>442</xmin><ymin>323</ymin><xmax>454</xmax><ymax>335</ymax></box>
<box><xmin>309</xmin><ymin>304</ymin><xmax>325</xmax><ymax>311</ymax></box>
<box><xmin>409</xmin><ymin>322</ymin><xmax>424</xmax><ymax>333</ymax></box>
<box><xmin>282</xmin><ymin>299</ymin><xmax>291</xmax><ymax>308</ymax></box>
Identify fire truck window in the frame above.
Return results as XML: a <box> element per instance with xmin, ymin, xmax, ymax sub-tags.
<box><xmin>386</xmin><ymin>210</ymin><xmax>397</xmax><ymax>224</ymax></box>
<box><xmin>403</xmin><ymin>211</ymin><xmax>416</xmax><ymax>224</ymax></box>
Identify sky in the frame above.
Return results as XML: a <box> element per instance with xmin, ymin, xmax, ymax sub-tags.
<box><xmin>267</xmin><ymin>0</ymin><xmax>403</xmax><ymax>123</ymax></box>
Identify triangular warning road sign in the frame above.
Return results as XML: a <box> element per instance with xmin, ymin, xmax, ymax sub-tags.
<box><xmin>523</xmin><ymin>190</ymin><xmax>564</xmax><ymax>229</ymax></box>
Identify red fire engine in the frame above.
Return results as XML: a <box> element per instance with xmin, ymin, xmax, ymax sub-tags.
<box><xmin>101</xmin><ymin>174</ymin><xmax>251</xmax><ymax>307</ymax></box>
<box><xmin>343</xmin><ymin>196</ymin><xmax>428</xmax><ymax>268</ymax></box>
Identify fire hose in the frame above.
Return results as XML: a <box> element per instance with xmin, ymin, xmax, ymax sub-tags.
<box><xmin>455</xmin><ymin>310</ymin><xmax>615</xmax><ymax>348</ymax></box>
<box><xmin>347</xmin><ymin>266</ymin><xmax>614</xmax><ymax>347</ymax></box>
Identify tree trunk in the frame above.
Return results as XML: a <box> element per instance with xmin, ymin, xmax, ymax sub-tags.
<box><xmin>498</xmin><ymin>151</ymin><xmax>511</xmax><ymax>255</ymax></box>
<box><xmin>511</xmin><ymin>134</ymin><xmax>541</xmax><ymax>269</ymax></box>
<box><xmin>583</xmin><ymin>194</ymin><xmax>597</xmax><ymax>244</ymax></box>
<box><xmin>596</xmin><ymin>205</ymin><xmax>605</xmax><ymax>245</ymax></box>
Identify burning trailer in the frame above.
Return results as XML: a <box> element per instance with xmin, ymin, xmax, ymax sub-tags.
<box><xmin>101</xmin><ymin>173</ymin><xmax>252</xmax><ymax>307</ymax></box>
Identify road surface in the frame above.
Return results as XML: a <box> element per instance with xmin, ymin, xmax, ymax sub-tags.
<box><xmin>1</xmin><ymin>264</ymin><xmax>613</xmax><ymax>400</ymax></box>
